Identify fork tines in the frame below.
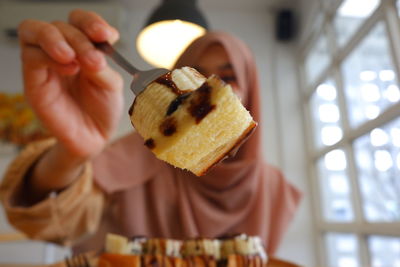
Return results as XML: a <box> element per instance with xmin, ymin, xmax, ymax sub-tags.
<box><xmin>65</xmin><ymin>254</ymin><xmax>91</xmax><ymax>267</ymax></box>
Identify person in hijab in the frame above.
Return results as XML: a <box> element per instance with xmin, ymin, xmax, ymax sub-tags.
<box><xmin>0</xmin><ymin>9</ymin><xmax>301</xmax><ymax>256</ymax></box>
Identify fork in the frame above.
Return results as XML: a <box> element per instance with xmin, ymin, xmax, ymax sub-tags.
<box><xmin>94</xmin><ymin>42</ymin><xmax>169</xmax><ymax>95</ymax></box>
<box><xmin>65</xmin><ymin>254</ymin><xmax>91</xmax><ymax>267</ymax></box>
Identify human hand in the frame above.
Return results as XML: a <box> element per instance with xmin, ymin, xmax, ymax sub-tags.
<box><xmin>19</xmin><ymin>9</ymin><xmax>124</xmax><ymax>159</ymax></box>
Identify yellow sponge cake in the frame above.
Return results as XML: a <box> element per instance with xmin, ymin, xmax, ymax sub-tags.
<box><xmin>130</xmin><ymin>67</ymin><xmax>257</xmax><ymax>176</ymax></box>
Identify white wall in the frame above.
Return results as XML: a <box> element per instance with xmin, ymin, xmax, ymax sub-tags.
<box><xmin>0</xmin><ymin>0</ymin><xmax>316</xmax><ymax>265</ymax></box>
<box><xmin>297</xmin><ymin>0</ymin><xmax>322</xmax><ymax>46</ymax></box>
<box><xmin>270</xmin><ymin>40</ymin><xmax>317</xmax><ymax>266</ymax></box>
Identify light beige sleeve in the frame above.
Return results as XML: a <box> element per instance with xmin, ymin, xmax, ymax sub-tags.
<box><xmin>0</xmin><ymin>139</ymin><xmax>105</xmax><ymax>246</ymax></box>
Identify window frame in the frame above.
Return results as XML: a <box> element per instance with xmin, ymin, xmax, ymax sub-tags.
<box><xmin>298</xmin><ymin>0</ymin><xmax>400</xmax><ymax>266</ymax></box>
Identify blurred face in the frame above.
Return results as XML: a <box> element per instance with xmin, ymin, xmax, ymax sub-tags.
<box><xmin>194</xmin><ymin>44</ymin><xmax>244</xmax><ymax>100</ymax></box>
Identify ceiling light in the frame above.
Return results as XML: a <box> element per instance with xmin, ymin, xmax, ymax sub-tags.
<box><xmin>137</xmin><ymin>0</ymin><xmax>208</xmax><ymax>69</ymax></box>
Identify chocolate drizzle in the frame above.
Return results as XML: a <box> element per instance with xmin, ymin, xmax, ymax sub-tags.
<box><xmin>160</xmin><ymin>117</ymin><xmax>177</xmax><ymax>136</ymax></box>
<box><xmin>140</xmin><ymin>256</ymin><xmax>145</xmax><ymax>267</ymax></box>
<box><xmin>166</xmin><ymin>92</ymin><xmax>191</xmax><ymax>116</ymax></box>
<box><xmin>155</xmin><ymin>72</ymin><xmax>185</xmax><ymax>95</ymax></box>
<box><xmin>144</xmin><ymin>138</ymin><xmax>155</xmax><ymax>149</ymax></box>
<box><xmin>150</xmin><ymin>257</ymin><xmax>158</xmax><ymax>267</ymax></box>
<box><xmin>216</xmin><ymin>233</ymin><xmax>242</xmax><ymax>240</ymax></box>
<box><xmin>217</xmin><ymin>258</ymin><xmax>228</xmax><ymax>267</ymax></box>
<box><xmin>188</xmin><ymin>82</ymin><xmax>216</xmax><ymax>124</ymax></box>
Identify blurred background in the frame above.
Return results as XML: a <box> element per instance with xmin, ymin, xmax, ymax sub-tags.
<box><xmin>1</xmin><ymin>0</ymin><xmax>400</xmax><ymax>266</ymax></box>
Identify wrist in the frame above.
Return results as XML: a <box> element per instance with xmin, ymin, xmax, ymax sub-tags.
<box><xmin>30</xmin><ymin>142</ymin><xmax>88</xmax><ymax>195</ymax></box>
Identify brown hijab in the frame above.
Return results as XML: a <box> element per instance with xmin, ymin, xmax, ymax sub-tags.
<box><xmin>92</xmin><ymin>31</ymin><xmax>301</xmax><ymax>255</ymax></box>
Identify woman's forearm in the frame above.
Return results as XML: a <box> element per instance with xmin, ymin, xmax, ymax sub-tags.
<box><xmin>29</xmin><ymin>143</ymin><xmax>88</xmax><ymax>200</ymax></box>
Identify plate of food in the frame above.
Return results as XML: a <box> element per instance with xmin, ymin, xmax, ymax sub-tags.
<box><xmin>45</xmin><ymin>233</ymin><xmax>267</xmax><ymax>267</ymax></box>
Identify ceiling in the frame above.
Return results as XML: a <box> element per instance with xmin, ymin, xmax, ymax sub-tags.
<box><xmin>7</xmin><ymin>0</ymin><xmax>299</xmax><ymax>13</ymax></box>
<box><xmin>17</xmin><ymin>0</ymin><xmax>298</xmax><ymax>6</ymax></box>
<box><xmin>117</xmin><ymin>0</ymin><xmax>299</xmax><ymax>12</ymax></box>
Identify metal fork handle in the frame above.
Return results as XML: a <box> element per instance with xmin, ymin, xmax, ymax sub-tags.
<box><xmin>94</xmin><ymin>42</ymin><xmax>140</xmax><ymax>76</ymax></box>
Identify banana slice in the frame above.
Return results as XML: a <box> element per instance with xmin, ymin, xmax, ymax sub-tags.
<box><xmin>130</xmin><ymin>67</ymin><xmax>257</xmax><ymax>176</ymax></box>
<box><xmin>105</xmin><ymin>233</ymin><xmax>130</xmax><ymax>254</ymax></box>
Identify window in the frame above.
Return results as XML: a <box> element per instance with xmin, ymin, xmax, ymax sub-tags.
<box><xmin>300</xmin><ymin>0</ymin><xmax>400</xmax><ymax>266</ymax></box>
<box><xmin>305</xmin><ymin>34</ymin><xmax>331</xmax><ymax>85</ymax></box>
<box><xmin>342</xmin><ymin>22</ymin><xmax>399</xmax><ymax>128</ymax></box>
<box><xmin>354</xmin><ymin>118</ymin><xmax>400</xmax><ymax>222</ymax></box>
<box><xmin>334</xmin><ymin>0</ymin><xmax>380</xmax><ymax>47</ymax></box>
<box><xmin>326</xmin><ymin>233</ymin><xmax>360</xmax><ymax>267</ymax></box>
<box><xmin>318</xmin><ymin>149</ymin><xmax>354</xmax><ymax>222</ymax></box>
<box><xmin>369</xmin><ymin>236</ymin><xmax>400</xmax><ymax>267</ymax></box>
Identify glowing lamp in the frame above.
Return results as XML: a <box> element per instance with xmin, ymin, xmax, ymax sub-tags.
<box><xmin>136</xmin><ymin>0</ymin><xmax>208</xmax><ymax>69</ymax></box>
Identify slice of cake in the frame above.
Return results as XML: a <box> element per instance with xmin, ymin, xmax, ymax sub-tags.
<box><xmin>99</xmin><ymin>233</ymin><xmax>268</xmax><ymax>267</ymax></box>
<box><xmin>130</xmin><ymin>67</ymin><xmax>257</xmax><ymax>176</ymax></box>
